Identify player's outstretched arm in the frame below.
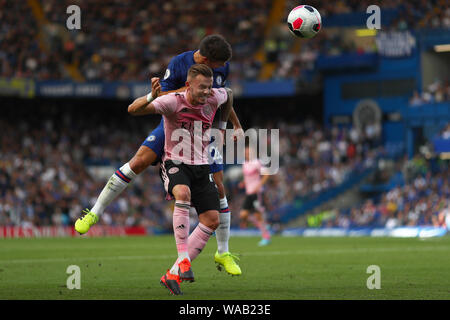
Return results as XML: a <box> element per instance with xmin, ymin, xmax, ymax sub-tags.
<box><xmin>229</xmin><ymin>107</ymin><xmax>241</xmax><ymax>129</ymax></box>
<box><xmin>159</xmin><ymin>86</ymin><xmax>187</xmax><ymax>96</ymax></box>
<box><xmin>128</xmin><ymin>77</ymin><xmax>161</xmax><ymax>116</ymax></box>
<box><xmin>128</xmin><ymin>99</ymin><xmax>158</xmax><ymax>116</ymax></box>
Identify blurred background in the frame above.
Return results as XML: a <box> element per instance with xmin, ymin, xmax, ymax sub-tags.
<box><xmin>0</xmin><ymin>0</ymin><xmax>449</xmax><ymax>237</ymax></box>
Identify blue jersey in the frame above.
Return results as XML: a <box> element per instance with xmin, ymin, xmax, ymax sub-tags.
<box><xmin>142</xmin><ymin>50</ymin><xmax>229</xmax><ymax>172</ymax></box>
<box><xmin>160</xmin><ymin>50</ymin><xmax>229</xmax><ymax>91</ymax></box>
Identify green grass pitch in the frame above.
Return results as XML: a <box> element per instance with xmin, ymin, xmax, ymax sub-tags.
<box><xmin>0</xmin><ymin>235</ymin><xmax>449</xmax><ymax>300</ymax></box>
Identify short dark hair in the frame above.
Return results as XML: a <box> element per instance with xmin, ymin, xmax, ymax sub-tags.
<box><xmin>199</xmin><ymin>34</ymin><xmax>232</xmax><ymax>63</ymax></box>
<box><xmin>187</xmin><ymin>64</ymin><xmax>213</xmax><ymax>80</ymax></box>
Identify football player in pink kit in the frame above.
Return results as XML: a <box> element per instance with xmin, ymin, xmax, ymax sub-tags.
<box><xmin>239</xmin><ymin>144</ymin><xmax>272</xmax><ymax>246</ymax></box>
<box><xmin>128</xmin><ymin>64</ymin><xmax>232</xmax><ymax>295</ymax></box>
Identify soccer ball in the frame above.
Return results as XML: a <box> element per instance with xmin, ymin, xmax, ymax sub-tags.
<box><xmin>287</xmin><ymin>5</ymin><xmax>322</xmax><ymax>38</ymax></box>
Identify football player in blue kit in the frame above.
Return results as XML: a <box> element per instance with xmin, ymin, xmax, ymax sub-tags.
<box><xmin>76</xmin><ymin>34</ymin><xmax>243</xmax><ymax>276</ymax></box>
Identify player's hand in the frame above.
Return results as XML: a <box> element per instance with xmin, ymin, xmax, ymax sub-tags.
<box><xmin>238</xmin><ymin>181</ymin><xmax>245</xmax><ymax>189</ymax></box>
<box><xmin>151</xmin><ymin>77</ymin><xmax>161</xmax><ymax>98</ymax></box>
<box><xmin>232</xmin><ymin>127</ymin><xmax>245</xmax><ymax>142</ymax></box>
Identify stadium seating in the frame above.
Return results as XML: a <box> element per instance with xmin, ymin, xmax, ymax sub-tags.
<box><xmin>1</xmin><ymin>0</ymin><xmax>448</xmax><ymax>82</ymax></box>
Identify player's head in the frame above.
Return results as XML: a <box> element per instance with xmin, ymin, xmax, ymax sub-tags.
<box><xmin>186</xmin><ymin>64</ymin><xmax>213</xmax><ymax>105</ymax></box>
<box><xmin>198</xmin><ymin>34</ymin><xmax>232</xmax><ymax>69</ymax></box>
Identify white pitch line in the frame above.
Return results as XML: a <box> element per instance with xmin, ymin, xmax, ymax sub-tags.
<box><xmin>0</xmin><ymin>246</ymin><xmax>448</xmax><ymax>264</ymax></box>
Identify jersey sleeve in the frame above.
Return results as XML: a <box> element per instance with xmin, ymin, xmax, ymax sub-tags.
<box><xmin>213</xmin><ymin>88</ymin><xmax>228</xmax><ymax>108</ymax></box>
<box><xmin>152</xmin><ymin>94</ymin><xmax>178</xmax><ymax>116</ymax></box>
<box><xmin>160</xmin><ymin>57</ymin><xmax>184</xmax><ymax>91</ymax></box>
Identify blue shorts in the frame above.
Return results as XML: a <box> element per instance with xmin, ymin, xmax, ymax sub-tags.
<box><xmin>209</xmin><ymin>145</ymin><xmax>224</xmax><ymax>173</ymax></box>
<box><xmin>142</xmin><ymin>118</ymin><xmax>224</xmax><ymax>173</ymax></box>
<box><xmin>141</xmin><ymin>119</ymin><xmax>165</xmax><ymax>165</ymax></box>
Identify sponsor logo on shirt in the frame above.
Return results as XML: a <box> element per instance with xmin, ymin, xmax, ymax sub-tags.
<box><xmin>216</xmin><ymin>75</ymin><xmax>222</xmax><ymax>86</ymax></box>
<box><xmin>164</xmin><ymin>69</ymin><xmax>170</xmax><ymax>80</ymax></box>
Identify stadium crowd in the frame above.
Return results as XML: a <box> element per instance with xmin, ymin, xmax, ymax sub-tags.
<box><xmin>1</xmin><ymin>0</ymin><xmax>448</xmax><ymax>82</ymax></box>
<box><xmin>0</xmin><ymin>100</ymin><xmax>384</xmax><ymax>230</ymax></box>
<box><xmin>0</xmin><ymin>101</ymin><xmax>172</xmax><ymax>231</ymax></box>
<box><xmin>317</xmin><ymin>154</ymin><xmax>449</xmax><ymax>229</ymax></box>
<box><xmin>269</xmin><ymin>0</ymin><xmax>449</xmax><ymax>80</ymax></box>
<box><xmin>409</xmin><ymin>79</ymin><xmax>450</xmax><ymax>106</ymax></box>
<box><xmin>0</xmin><ymin>0</ymin><xmax>272</xmax><ymax>82</ymax></box>
<box><xmin>225</xmin><ymin>118</ymin><xmax>384</xmax><ymax>227</ymax></box>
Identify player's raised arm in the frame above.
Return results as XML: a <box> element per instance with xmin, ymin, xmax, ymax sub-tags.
<box><xmin>159</xmin><ymin>86</ymin><xmax>187</xmax><ymax>96</ymax></box>
<box><xmin>218</xmin><ymin>88</ymin><xmax>234</xmax><ymax>126</ymax></box>
<box><xmin>128</xmin><ymin>99</ymin><xmax>158</xmax><ymax>116</ymax></box>
<box><xmin>128</xmin><ymin>77</ymin><xmax>161</xmax><ymax>115</ymax></box>
<box><xmin>228</xmin><ymin>103</ymin><xmax>244</xmax><ymax>142</ymax></box>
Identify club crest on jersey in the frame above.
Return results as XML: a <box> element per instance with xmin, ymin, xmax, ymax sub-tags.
<box><xmin>215</xmin><ymin>75</ymin><xmax>223</xmax><ymax>86</ymax></box>
<box><xmin>147</xmin><ymin>135</ymin><xmax>156</xmax><ymax>142</ymax></box>
<box><xmin>164</xmin><ymin>69</ymin><xmax>170</xmax><ymax>80</ymax></box>
<box><xmin>168</xmin><ymin>167</ymin><xmax>179</xmax><ymax>174</ymax></box>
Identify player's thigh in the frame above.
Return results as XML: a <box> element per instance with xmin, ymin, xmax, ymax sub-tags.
<box><xmin>162</xmin><ymin>160</ymin><xmax>192</xmax><ymax>199</ymax></box>
<box><xmin>240</xmin><ymin>209</ymin><xmax>250</xmax><ymax>220</ymax></box>
<box><xmin>253</xmin><ymin>211</ymin><xmax>263</xmax><ymax>221</ymax></box>
<box><xmin>191</xmin><ymin>168</ymin><xmax>220</xmax><ymax>218</ymax></box>
<box><xmin>209</xmin><ymin>146</ymin><xmax>225</xmax><ymax>191</ymax></box>
<box><xmin>212</xmin><ymin>170</ymin><xmax>226</xmax><ymax>198</ymax></box>
<box><xmin>129</xmin><ymin>146</ymin><xmax>158</xmax><ymax>174</ymax></box>
<box><xmin>137</xmin><ymin>123</ymin><xmax>165</xmax><ymax>167</ymax></box>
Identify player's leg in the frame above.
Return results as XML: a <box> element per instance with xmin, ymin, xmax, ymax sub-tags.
<box><xmin>168</xmin><ymin>166</ymin><xmax>221</xmax><ymax>279</ymax></box>
<box><xmin>187</xmin><ymin>210</ymin><xmax>219</xmax><ymax>262</ymax></box>
<box><xmin>212</xmin><ymin>170</ymin><xmax>231</xmax><ymax>253</ymax></box>
<box><xmin>75</xmin><ymin>124</ymin><xmax>164</xmax><ymax>234</ymax></box>
<box><xmin>250</xmin><ymin>211</ymin><xmax>271</xmax><ymax>246</ymax></box>
<box><xmin>239</xmin><ymin>209</ymin><xmax>250</xmax><ymax>228</ymax></box>
<box><xmin>210</xmin><ymin>156</ymin><xmax>242</xmax><ymax>275</ymax></box>
<box><xmin>166</xmin><ymin>209</ymin><xmax>219</xmax><ymax>284</ymax></box>
<box><xmin>160</xmin><ymin>161</ymin><xmax>193</xmax><ymax>295</ymax></box>
<box><xmin>170</xmin><ymin>183</ymin><xmax>195</xmax><ymax>281</ymax></box>
<box><xmin>186</xmin><ymin>170</ymin><xmax>225</xmax><ymax>270</ymax></box>
<box><xmin>239</xmin><ymin>194</ymin><xmax>255</xmax><ymax>228</ymax></box>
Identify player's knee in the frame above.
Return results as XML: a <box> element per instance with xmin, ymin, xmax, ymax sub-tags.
<box><xmin>173</xmin><ymin>186</ymin><xmax>191</xmax><ymax>202</ymax></box>
<box><xmin>200</xmin><ymin>212</ymin><xmax>219</xmax><ymax>230</ymax></box>
<box><xmin>130</xmin><ymin>151</ymin><xmax>155</xmax><ymax>174</ymax></box>
<box><xmin>129</xmin><ymin>157</ymin><xmax>147</xmax><ymax>174</ymax></box>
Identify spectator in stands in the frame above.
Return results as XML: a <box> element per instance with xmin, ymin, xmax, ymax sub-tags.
<box><xmin>333</xmin><ymin>155</ymin><xmax>450</xmax><ymax>228</ymax></box>
<box><xmin>409</xmin><ymin>90</ymin><xmax>424</xmax><ymax>106</ymax></box>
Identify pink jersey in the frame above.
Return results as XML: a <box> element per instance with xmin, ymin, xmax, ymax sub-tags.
<box><xmin>152</xmin><ymin>88</ymin><xmax>228</xmax><ymax>165</ymax></box>
<box><xmin>243</xmin><ymin>159</ymin><xmax>264</xmax><ymax>195</ymax></box>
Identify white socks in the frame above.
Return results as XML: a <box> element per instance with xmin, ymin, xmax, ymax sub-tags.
<box><xmin>216</xmin><ymin>197</ymin><xmax>231</xmax><ymax>254</ymax></box>
<box><xmin>91</xmin><ymin>162</ymin><xmax>137</xmax><ymax>215</ymax></box>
